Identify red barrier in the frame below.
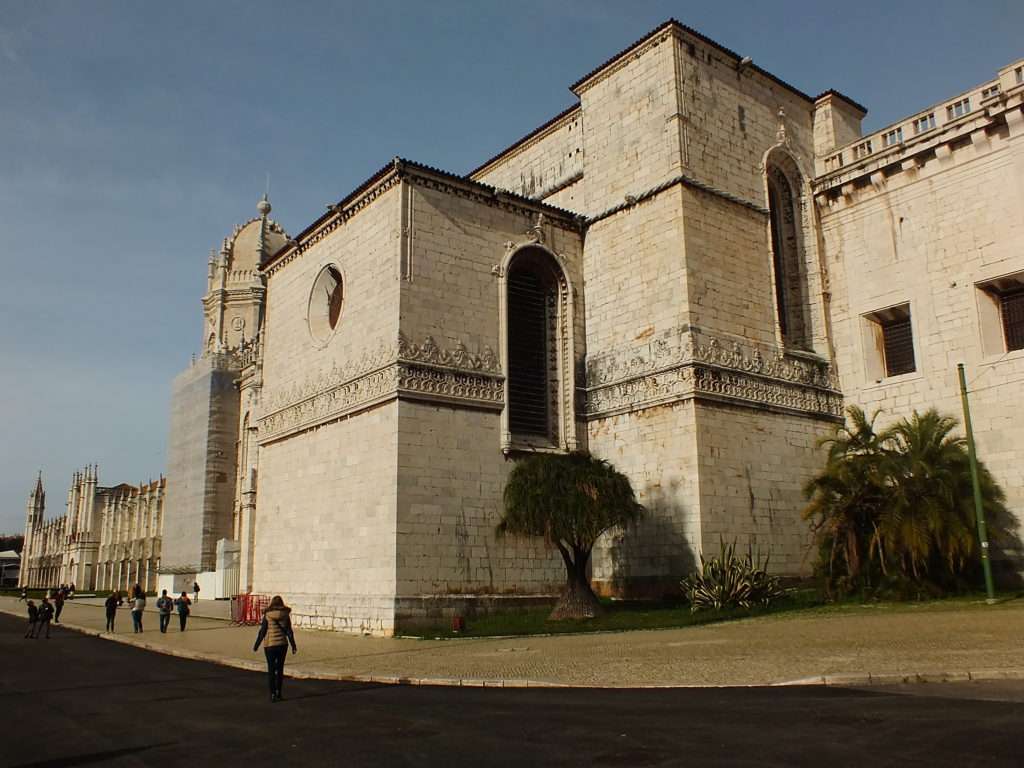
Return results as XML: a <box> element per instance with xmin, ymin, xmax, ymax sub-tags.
<box><xmin>230</xmin><ymin>593</ymin><xmax>271</xmax><ymax>625</ymax></box>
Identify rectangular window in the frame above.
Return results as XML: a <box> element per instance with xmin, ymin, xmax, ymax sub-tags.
<box><xmin>1000</xmin><ymin>289</ymin><xmax>1024</xmax><ymax>352</ymax></box>
<box><xmin>977</xmin><ymin>274</ymin><xmax>1024</xmax><ymax>356</ymax></box>
<box><xmin>825</xmin><ymin>152</ymin><xmax>844</xmax><ymax>171</ymax></box>
<box><xmin>913</xmin><ymin>113</ymin><xmax>936</xmax><ymax>134</ymax></box>
<box><xmin>1016</xmin><ymin>66</ymin><xmax>1023</xmax><ymax>85</ymax></box>
<box><xmin>852</xmin><ymin>140</ymin><xmax>873</xmax><ymax>160</ymax></box>
<box><xmin>863</xmin><ymin>304</ymin><xmax>915</xmax><ymax>381</ymax></box>
<box><xmin>882</xmin><ymin>316</ymin><xmax>916</xmax><ymax>376</ymax></box>
<box><xmin>981</xmin><ymin>84</ymin><xmax>1000</xmax><ymax>99</ymax></box>
<box><xmin>947</xmin><ymin>97</ymin><xmax>971</xmax><ymax>120</ymax></box>
<box><xmin>882</xmin><ymin>127</ymin><xmax>904</xmax><ymax>147</ymax></box>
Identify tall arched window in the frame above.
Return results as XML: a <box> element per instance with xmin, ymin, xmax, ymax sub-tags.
<box><xmin>506</xmin><ymin>247</ymin><xmax>566</xmax><ymax>444</ymax></box>
<box><xmin>766</xmin><ymin>157</ymin><xmax>810</xmax><ymax>350</ymax></box>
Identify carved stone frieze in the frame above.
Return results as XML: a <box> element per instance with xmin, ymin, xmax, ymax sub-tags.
<box><xmin>584</xmin><ymin>328</ymin><xmax>843</xmax><ymax>420</ymax></box>
<box><xmin>259</xmin><ymin>333</ymin><xmax>504</xmax><ymax>443</ymax></box>
<box><xmin>398</xmin><ymin>331</ymin><xmax>499</xmax><ymax>372</ymax></box>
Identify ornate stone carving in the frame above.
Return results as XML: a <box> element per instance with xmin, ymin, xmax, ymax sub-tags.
<box><xmin>259</xmin><ymin>333</ymin><xmax>504</xmax><ymax>443</ymax></box>
<box><xmin>584</xmin><ymin>328</ymin><xmax>842</xmax><ymax>420</ymax></box>
<box><xmin>397</xmin><ymin>332</ymin><xmax>499</xmax><ymax>372</ymax></box>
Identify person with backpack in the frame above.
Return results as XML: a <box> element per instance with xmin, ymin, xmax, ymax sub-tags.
<box><xmin>252</xmin><ymin>596</ymin><xmax>298</xmax><ymax>703</ymax></box>
<box><xmin>156</xmin><ymin>590</ymin><xmax>174</xmax><ymax>633</ymax></box>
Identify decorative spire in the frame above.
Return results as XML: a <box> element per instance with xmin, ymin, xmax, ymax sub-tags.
<box><xmin>33</xmin><ymin>470</ymin><xmax>43</xmax><ymax>499</ymax></box>
<box><xmin>257</xmin><ymin>193</ymin><xmax>272</xmax><ymax>263</ymax></box>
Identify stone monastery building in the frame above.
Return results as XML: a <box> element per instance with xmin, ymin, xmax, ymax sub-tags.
<box><xmin>22</xmin><ymin>20</ymin><xmax>1024</xmax><ymax>635</ymax></box>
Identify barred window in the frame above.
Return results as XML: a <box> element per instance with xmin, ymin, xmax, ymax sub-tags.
<box><xmin>1000</xmin><ymin>289</ymin><xmax>1024</xmax><ymax>352</ymax></box>
<box><xmin>506</xmin><ymin>248</ymin><xmax>565</xmax><ymax>443</ymax></box>
<box><xmin>863</xmin><ymin>304</ymin><xmax>915</xmax><ymax>381</ymax></box>
<box><xmin>881</xmin><ymin>315</ymin><xmax>916</xmax><ymax>376</ymax></box>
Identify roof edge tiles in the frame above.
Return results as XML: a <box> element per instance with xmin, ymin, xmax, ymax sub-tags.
<box><xmin>468</xmin><ymin>103</ymin><xmax>581</xmax><ymax>180</ymax></box>
<box><xmin>262</xmin><ymin>157</ymin><xmax>584</xmax><ymax>274</ymax></box>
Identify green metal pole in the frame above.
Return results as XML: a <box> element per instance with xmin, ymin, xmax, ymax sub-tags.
<box><xmin>957</xmin><ymin>363</ymin><xmax>996</xmax><ymax>603</ymax></box>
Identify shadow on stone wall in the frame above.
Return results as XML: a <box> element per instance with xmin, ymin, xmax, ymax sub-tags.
<box><xmin>592</xmin><ymin>479</ymin><xmax>696</xmax><ymax>600</ymax></box>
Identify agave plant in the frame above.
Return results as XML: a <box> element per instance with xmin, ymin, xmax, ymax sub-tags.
<box><xmin>681</xmin><ymin>540</ymin><xmax>786</xmax><ymax>611</ymax></box>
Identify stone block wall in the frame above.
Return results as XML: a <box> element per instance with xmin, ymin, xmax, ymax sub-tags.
<box><xmin>821</xmin><ymin>102</ymin><xmax>1024</xmax><ymax>545</ymax></box>
<box><xmin>694</xmin><ymin>404</ymin><xmax>833</xmax><ymax>574</ymax></box>
<box><xmin>471</xmin><ymin>107</ymin><xmax>584</xmax><ymax>207</ymax></box>
<box><xmin>254</xmin><ymin>401</ymin><xmax>399</xmax><ymax>634</ymax></box>
<box><xmin>588</xmin><ymin>401</ymin><xmax>701</xmax><ymax>596</ymax></box>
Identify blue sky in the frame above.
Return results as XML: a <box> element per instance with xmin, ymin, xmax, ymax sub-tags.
<box><xmin>1</xmin><ymin>0</ymin><xmax>1021</xmax><ymax>533</ymax></box>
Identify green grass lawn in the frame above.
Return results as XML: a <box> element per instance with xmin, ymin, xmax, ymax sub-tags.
<box><xmin>400</xmin><ymin>589</ymin><xmax>1024</xmax><ymax>639</ymax></box>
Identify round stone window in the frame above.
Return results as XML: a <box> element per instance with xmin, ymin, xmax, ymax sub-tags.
<box><xmin>308</xmin><ymin>265</ymin><xmax>344</xmax><ymax>343</ymax></box>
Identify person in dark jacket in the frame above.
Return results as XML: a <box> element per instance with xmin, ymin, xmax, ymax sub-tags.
<box><xmin>156</xmin><ymin>590</ymin><xmax>174</xmax><ymax>633</ymax></box>
<box><xmin>252</xmin><ymin>596</ymin><xmax>297</xmax><ymax>702</ymax></box>
<box><xmin>24</xmin><ymin>600</ymin><xmax>38</xmax><ymax>638</ymax></box>
<box><xmin>104</xmin><ymin>591</ymin><xmax>122</xmax><ymax>632</ymax></box>
<box><xmin>175</xmin><ymin>592</ymin><xmax>191</xmax><ymax>631</ymax></box>
<box><xmin>37</xmin><ymin>597</ymin><xmax>54</xmax><ymax>639</ymax></box>
<box><xmin>53</xmin><ymin>589</ymin><xmax>65</xmax><ymax>624</ymax></box>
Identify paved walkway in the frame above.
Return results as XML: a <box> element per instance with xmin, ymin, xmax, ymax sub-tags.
<box><xmin>4</xmin><ymin>595</ymin><xmax>1024</xmax><ymax>688</ymax></box>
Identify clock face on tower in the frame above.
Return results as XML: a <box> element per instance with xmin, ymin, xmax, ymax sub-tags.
<box><xmin>308</xmin><ymin>265</ymin><xmax>344</xmax><ymax>343</ymax></box>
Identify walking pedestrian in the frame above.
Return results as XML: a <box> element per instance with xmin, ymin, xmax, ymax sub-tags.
<box><xmin>53</xmin><ymin>589</ymin><xmax>65</xmax><ymax>624</ymax></box>
<box><xmin>131</xmin><ymin>591</ymin><xmax>146</xmax><ymax>633</ymax></box>
<box><xmin>192</xmin><ymin>581</ymin><xmax>201</xmax><ymax>602</ymax></box>
<box><xmin>175</xmin><ymin>592</ymin><xmax>191</xmax><ymax>631</ymax></box>
<box><xmin>24</xmin><ymin>600</ymin><xmax>38</xmax><ymax>638</ymax></box>
<box><xmin>156</xmin><ymin>590</ymin><xmax>173</xmax><ymax>633</ymax></box>
<box><xmin>37</xmin><ymin>596</ymin><xmax>54</xmax><ymax>639</ymax></box>
<box><xmin>19</xmin><ymin>586</ymin><xmax>28</xmax><ymax>602</ymax></box>
<box><xmin>252</xmin><ymin>596</ymin><xmax>297</xmax><ymax>703</ymax></box>
<box><xmin>104</xmin><ymin>591</ymin><xmax>122</xmax><ymax>633</ymax></box>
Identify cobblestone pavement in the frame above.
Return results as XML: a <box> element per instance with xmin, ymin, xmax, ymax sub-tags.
<box><xmin>4</xmin><ymin>596</ymin><xmax>1023</xmax><ymax>688</ymax></box>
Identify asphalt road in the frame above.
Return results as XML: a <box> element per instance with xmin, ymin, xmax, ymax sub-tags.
<box><xmin>2</xmin><ymin>614</ymin><xmax>1023</xmax><ymax>767</ymax></box>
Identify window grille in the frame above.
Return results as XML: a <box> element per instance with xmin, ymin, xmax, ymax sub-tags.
<box><xmin>1001</xmin><ymin>289</ymin><xmax>1024</xmax><ymax>352</ymax></box>
<box><xmin>882</xmin><ymin>316</ymin><xmax>916</xmax><ymax>376</ymax></box>
<box><xmin>913</xmin><ymin>113</ymin><xmax>936</xmax><ymax>134</ymax></box>
<box><xmin>507</xmin><ymin>265</ymin><xmax>552</xmax><ymax>438</ymax></box>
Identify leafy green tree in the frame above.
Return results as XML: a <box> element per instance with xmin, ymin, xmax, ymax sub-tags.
<box><xmin>804</xmin><ymin>406</ymin><xmax>1014</xmax><ymax>595</ymax></box>
<box><xmin>498</xmin><ymin>452</ymin><xmax>643</xmax><ymax>620</ymax></box>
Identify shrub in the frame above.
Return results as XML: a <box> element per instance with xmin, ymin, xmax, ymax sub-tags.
<box><xmin>681</xmin><ymin>540</ymin><xmax>785</xmax><ymax>611</ymax></box>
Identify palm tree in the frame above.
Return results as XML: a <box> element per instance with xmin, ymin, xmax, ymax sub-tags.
<box><xmin>498</xmin><ymin>452</ymin><xmax>643</xmax><ymax>620</ymax></box>
<box><xmin>805</xmin><ymin>406</ymin><xmax>1013</xmax><ymax>595</ymax></box>
<box><xmin>803</xmin><ymin>406</ymin><xmax>889</xmax><ymax>593</ymax></box>
<box><xmin>880</xmin><ymin>409</ymin><xmax>1008</xmax><ymax>585</ymax></box>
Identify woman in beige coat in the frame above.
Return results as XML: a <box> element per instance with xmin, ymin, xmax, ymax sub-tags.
<box><xmin>252</xmin><ymin>595</ymin><xmax>298</xmax><ymax>702</ymax></box>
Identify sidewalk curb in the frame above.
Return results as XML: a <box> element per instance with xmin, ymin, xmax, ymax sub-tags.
<box><xmin>5</xmin><ymin>605</ymin><xmax>1024</xmax><ymax>691</ymax></box>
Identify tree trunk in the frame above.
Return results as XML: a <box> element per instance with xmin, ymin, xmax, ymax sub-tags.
<box><xmin>548</xmin><ymin>545</ymin><xmax>602</xmax><ymax>620</ymax></box>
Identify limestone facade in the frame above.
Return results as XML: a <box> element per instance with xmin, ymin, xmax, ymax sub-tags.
<box><xmin>21</xmin><ymin>468</ymin><xmax>165</xmax><ymax>592</ymax></box>
<box><xmin>21</xmin><ymin>21</ymin><xmax>1024</xmax><ymax>631</ymax></box>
